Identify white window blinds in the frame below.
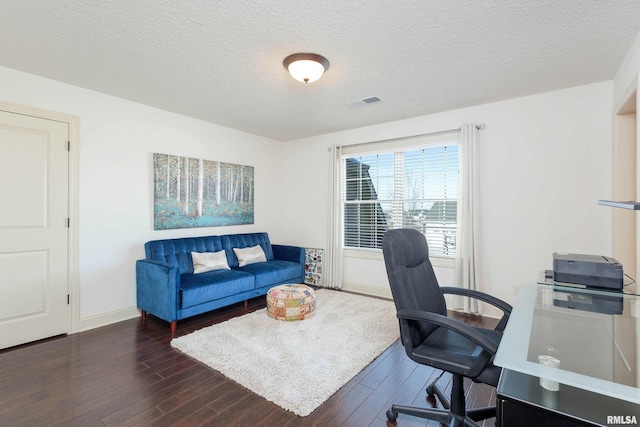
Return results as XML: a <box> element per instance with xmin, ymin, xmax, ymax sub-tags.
<box><xmin>342</xmin><ymin>131</ymin><xmax>459</xmax><ymax>256</ymax></box>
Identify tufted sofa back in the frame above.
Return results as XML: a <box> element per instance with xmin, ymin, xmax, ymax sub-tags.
<box><xmin>145</xmin><ymin>232</ymin><xmax>274</xmax><ymax>274</ymax></box>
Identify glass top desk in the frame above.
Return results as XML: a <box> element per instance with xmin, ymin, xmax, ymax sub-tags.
<box><xmin>494</xmin><ymin>282</ymin><xmax>640</xmax><ymax>405</ymax></box>
<box><xmin>539</xmin><ymin>271</ymin><xmax>639</xmax><ymax>296</ymax></box>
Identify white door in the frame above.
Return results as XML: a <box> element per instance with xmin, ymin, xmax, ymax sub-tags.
<box><xmin>0</xmin><ymin>110</ymin><xmax>69</xmax><ymax>349</ymax></box>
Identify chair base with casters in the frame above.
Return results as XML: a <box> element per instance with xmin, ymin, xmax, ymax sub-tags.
<box><xmin>387</xmin><ymin>375</ymin><xmax>496</xmax><ymax>426</ymax></box>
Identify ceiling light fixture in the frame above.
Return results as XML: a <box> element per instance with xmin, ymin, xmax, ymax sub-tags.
<box><xmin>283</xmin><ymin>53</ymin><xmax>330</xmax><ymax>84</ymax></box>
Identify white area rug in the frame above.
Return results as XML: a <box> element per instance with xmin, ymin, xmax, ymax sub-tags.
<box><xmin>171</xmin><ymin>289</ymin><xmax>399</xmax><ymax>416</ymax></box>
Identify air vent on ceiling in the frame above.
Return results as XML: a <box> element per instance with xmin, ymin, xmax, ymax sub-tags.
<box><xmin>346</xmin><ymin>96</ymin><xmax>382</xmax><ymax>108</ymax></box>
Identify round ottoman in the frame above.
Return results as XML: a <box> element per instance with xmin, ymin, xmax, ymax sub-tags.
<box><xmin>266</xmin><ymin>284</ymin><xmax>316</xmax><ymax>321</ymax></box>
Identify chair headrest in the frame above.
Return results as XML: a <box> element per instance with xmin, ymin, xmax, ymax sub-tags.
<box><xmin>382</xmin><ymin>229</ymin><xmax>430</xmax><ymax>268</ymax></box>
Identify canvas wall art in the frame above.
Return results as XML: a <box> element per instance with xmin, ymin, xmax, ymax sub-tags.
<box><xmin>153</xmin><ymin>153</ymin><xmax>254</xmax><ymax>230</ymax></box>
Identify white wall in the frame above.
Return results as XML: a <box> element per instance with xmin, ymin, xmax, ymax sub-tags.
<box><xmin>281</xmin><ymin>82</ymin><xmax>614</xmax><ymax>315</ymax></box>
<box><xmin>0</xmin><ymin>66</ymin><xmax>286</xmax><ymax>330</ymax></box>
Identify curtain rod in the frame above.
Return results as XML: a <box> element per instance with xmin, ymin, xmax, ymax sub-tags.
<box><xmin>335</xmin><ymin>123</ymin><xmax>485</xmax><ymax>150</ymax></box>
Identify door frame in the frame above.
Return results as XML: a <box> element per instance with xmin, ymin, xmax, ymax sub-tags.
<box><xmin>613</xmin><ymin>77</ymin><xmax>638</xmax><ymax>280</ymax></box>
<box><xmin>0</xmin><ymin>100</ymin><xmax>80</xmax><ymax>334</ymax></box>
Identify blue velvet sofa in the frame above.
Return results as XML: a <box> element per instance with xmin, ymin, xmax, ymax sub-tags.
<box><xmin>136</xmin><ymin>232</ymin><xmax>305</xmax><ymax>332</ymax></box>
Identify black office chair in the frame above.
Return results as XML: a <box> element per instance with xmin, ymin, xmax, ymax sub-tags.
<box><xmin>382</xmin><ymin>228</ymin><xmax>512</xmax><ymax>426</ymax></box>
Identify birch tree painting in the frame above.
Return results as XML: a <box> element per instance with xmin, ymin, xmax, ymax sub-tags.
<box><xmin>153</xmin><ymin>153</ymin><xmax>254</xmax><ymax>230</ymax></box>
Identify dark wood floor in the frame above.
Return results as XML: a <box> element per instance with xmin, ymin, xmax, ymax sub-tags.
<box><xmin>0</xmin><ymin>292</ymin><xmax>498</xmax><ymax>427</ymax></box>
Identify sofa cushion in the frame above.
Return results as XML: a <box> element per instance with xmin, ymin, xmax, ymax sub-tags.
<box><xmin>237</xmin><ymin>260</ymin><xmax>303</xmax><ymax>288</ymax></box>
<box><xmin>191</xmin><ymin>250</ymin><xmax>230</xmax><ymax>273</ymax></box>
<box><xmin>180</xmin><ymin>270</ymin><xmax>254</xmax><ymax>308</ymax></box>
<box><xmin>233</xmin><ymin>245</ymin><xmax>267</xmax><ymax>267</ymax></box>
<box><xmin>222</xmin><ymin>233</ymin><xmax>274</xmax><ymax>267</ymax></box>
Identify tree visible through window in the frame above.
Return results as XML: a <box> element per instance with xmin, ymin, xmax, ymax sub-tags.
<box><xmin>343</xmin><ymin>142</ymin><xmax>458</xmax><ymax>257</ymax></box>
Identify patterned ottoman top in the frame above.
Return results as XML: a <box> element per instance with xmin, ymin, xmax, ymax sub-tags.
<box><xmin>267</xmin><ymin>283</ymin><xmax>315</xmax><ymax>299</ymax></box>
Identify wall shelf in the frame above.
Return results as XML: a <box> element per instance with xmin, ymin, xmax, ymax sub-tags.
<box><xmin>598</xmin><ymin>200</ymin><xmax>640</xmax><ymax>210</ymax></box>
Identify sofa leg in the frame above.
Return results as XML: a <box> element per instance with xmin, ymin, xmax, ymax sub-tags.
<box><xmin>170</xmin><ymin>320</ymin><xmax>177</xmax><ymax>335</ymax></box>
<box><xmin>244</xmin><ymin>300</ymin><xmax>248</xmax><ymax>309</ymax></box>
<box><xmin>141</xmin><ymin>310</ymin><xmax>146</xmax><ymax>320</ymax></box>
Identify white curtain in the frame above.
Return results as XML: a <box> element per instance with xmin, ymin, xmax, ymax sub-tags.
<box><xmin>326</xmin><ymin>145</ymin><xmax>343</xmax><ymax>289</ymax></box>
<box><xmin>453</xmin><ymin>123</ymin><xmax>480</xmax><ymax>313</ymax></box>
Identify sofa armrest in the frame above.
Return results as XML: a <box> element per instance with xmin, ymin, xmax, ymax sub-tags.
<box><xmin>136</xmin><ymin>259</ymin><xmax>180</xmax><ymax>323</ymax></box>
<box><xmin>272</xmin><ymin>244</ymin><xmax>305</xmax><ymax>265</ymax></box>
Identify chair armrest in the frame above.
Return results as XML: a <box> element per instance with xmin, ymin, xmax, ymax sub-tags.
<box><xmin>397</xmin><ymin>308</ymin><xmax>498</xmax><ymax>354</ymax></box>
<box><xmin>136</xmin><ymin>259</ymin><xmax>180</xmax><ymax>323</ymax></box>
<box><xmin>440</xmin><ymin>287</ymin><xmax>512</xmax><ymax>331</ymax></box>
<box><xmin>272</xmin><ymin>244</ymin><xmax>305</xmax><ymax>265</ymax></box>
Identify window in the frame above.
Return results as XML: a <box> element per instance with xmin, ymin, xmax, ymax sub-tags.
<box><xmin>342</xmin><ymin>133</ymin><xmax>459</xmax><ymax>257</ymax></box>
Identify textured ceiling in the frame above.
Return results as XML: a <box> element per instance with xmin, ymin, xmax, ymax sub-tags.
<box><xmin>1</xmin><ymin>0</ymin><xmax>640</xmax><ymax>141</ymax></box>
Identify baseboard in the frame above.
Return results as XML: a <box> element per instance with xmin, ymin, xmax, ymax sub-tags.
<box><xmin>78</xmin><ymin>306</ymin><xmax>141</xmax><ymax>332</ymax></box>
<box><xmin>340</xmin><ymin>281</ymin><xmax>392</xmax><ymax>300</ymax></box>
<box><xmin>478</xmin><ymin>304</ymin><xmax>502</xmax><ymax>320</ymax></box>
<box><xmin>342</xmin><ymin>281</ymin><xmax>502</xmax><ymax>320</ymax></box>
<box><xmin>445</xmin><ymin>295</ymin><xmax>502</xmax><ymax>320</ymax></box>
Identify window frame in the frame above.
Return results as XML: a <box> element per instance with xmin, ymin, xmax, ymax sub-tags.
<box><xmin>340</xmin><ymin>131</ymin><xmax>459</xmax><ymax>264</ymax></box>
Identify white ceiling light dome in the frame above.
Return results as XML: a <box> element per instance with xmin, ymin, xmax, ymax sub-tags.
<box><xmin>283</xmin><ymin>53</ymin><xmax>330</xmax><ymax>84</ymax></box>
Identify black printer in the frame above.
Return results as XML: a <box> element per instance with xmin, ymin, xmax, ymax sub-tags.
<box><xmin>552</xmin><ymin>253</ymin><xmax>624</xmax><ymax>290</ymax></box>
